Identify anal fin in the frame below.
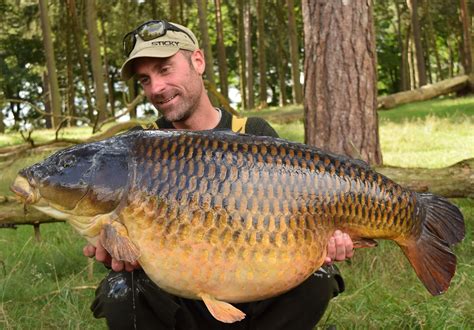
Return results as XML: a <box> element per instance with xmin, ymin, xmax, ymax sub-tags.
<box><xmin>200</xmin><ymin>293</ymin><xmax>246</xmax><ymax>323</ymax></box>
<box><xmin>101</xmin><ymin>222</ymin><xmax>140</xmax><ymax>263</ymax></box>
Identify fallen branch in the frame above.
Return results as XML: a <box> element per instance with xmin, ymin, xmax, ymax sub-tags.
<box><xmin>375</xmin><ymin>158</ymin><xmax>474</xmax><ymax>198</ymax></box>
<box><xmin>0</xmin><ymin>120</ymin><xmax>142</xmax><ymax>164</ymax></box>
<box><xmin>95</xmin><ymin>93</ymin><xmax>145</xmax><ymax>132</ymax></box>
<box><xmin>204</xmin><ymin>80</ymin><xmax>239</xmax><ymax>116</ymax></box>
<box><xmin>377</xmin><ymin>75</ymin><xmax>470</xmax><ymax>109</ymax></box>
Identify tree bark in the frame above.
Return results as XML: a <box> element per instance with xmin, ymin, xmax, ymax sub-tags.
<box><xmin>65</xmin><ymin>2</ymin><xmax>76</xmax><ymax>126</ymax></box>
<box><xmin>0</xmin><ymin>202</ymin><xmax>64</xmax><ymax>227</ymax></box>
<box><xmin>287</xmin><ymin>0</ymin><xmax>303</xmax><ymax>104</ymax></box>
<box><xmin>302</xmin><ymin>0</ymin><xmax>382</xmax><ymax>165</ymax></box>
<box><xmin>425</xmin><ymin>0</ymin><xmax>443</xmax><ymax>81</ymax></box>
<box><xmin>169</xmin><ymin>0</ymin><xmax>179</xmax><ymax>22</ymax></box>
<box><xmin>67</xmin><ymin>0</ymin><xmax>95</xmax><ymax>121</ymax></box>
<box><xmin>214</xmin><ymin>0</ymin><xmax>229</xmax><ymax>99</ymax></box>
<box><xmin>42</xmin><ymin>71</ymin><xmax>52</xmax><ymax>129</ymax></box>
<box><xmin>407</xmin><ymin>0</ymin><xmax>427</xmax><ymax>86</ymax></box>
<box><xmin>460</xmin><ymin>0</ymin><xmax>474</xmax><ymax>92</ymax></box>
<box><xmin>244</xmin><ymin>1</ymin><xmax>254</xmax><ymax>109</ymax></box>
<box><xmin>238</xmin><ymin>0</ymin><xmax>247</xmax><ymax>110</ymax></box>
<box><xmin>38</xmin><ymin>0</ymin><xmax>62</xmax><ymax>129</ymax></box>
<box><xmin>0</xmin><ymin>107</ymin><xmax>4</xmax><ymax>134</ymax></box>
<box><xmin>396</xmin><ymin>3</ymin><xmax>411</xmax><ymax>91</ymax></box>
<box><xmin>100</xmin><ymin>13</ymin><xmax>115</xmax><ymax>117</ymax></box>
<box><xmin>86</xmin><ymin>0</ymin><xmax>108</xmax><ymax>123</ymax></box>
<box><xmin>257</xmin><ymin>0</ymin><xmax>267</xmax><ymax>109</ymax></box>
<box><xmin>197</xmin><ymin>0</ymin><xmax>218</xmax><ymax>106</ymax></box>
<box><xmin>378</xmin><ymin>75</ymin><xmax>470</xmax><ymax>109</ymax></box>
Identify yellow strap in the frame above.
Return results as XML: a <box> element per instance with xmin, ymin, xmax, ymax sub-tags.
<box><xmin>231</xmin><ymin>116</ymin><xmax>247</xmax><ymax>133</ymax></box>
<box><xmin>141</xmin><ymin>122</ymin><xmax>159</xmax><ymax>130</ymax></box>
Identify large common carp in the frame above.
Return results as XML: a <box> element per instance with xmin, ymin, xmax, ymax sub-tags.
<box><xmin>10</xmin><ymin>130</ymin><xmax>464</xmax><ymax>323</ymax></box>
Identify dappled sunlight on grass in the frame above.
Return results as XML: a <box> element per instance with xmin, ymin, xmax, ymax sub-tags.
<box><xmin>380</xmin><ymin>115</ymin><xmax>474</xmax><ymax>168</ymax></box>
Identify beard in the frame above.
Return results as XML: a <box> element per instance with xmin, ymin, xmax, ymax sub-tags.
<box><xmin>153</xmin><ymin>78</ymin><xmax>202</xmax><ymax>122</ymax></box>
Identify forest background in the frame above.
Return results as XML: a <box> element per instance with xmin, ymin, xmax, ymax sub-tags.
<box><xmin>1</xmin><ymin>0</ymin><xmax>473</xmax><ymax>133</ymax></box>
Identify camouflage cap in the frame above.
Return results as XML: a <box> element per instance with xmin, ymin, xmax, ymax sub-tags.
<box><xmin>120</xmin><ymin>21</ymin><xmax>199</xmax><ymax>81</ymax></box>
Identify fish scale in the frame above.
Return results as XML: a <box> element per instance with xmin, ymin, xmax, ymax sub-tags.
<box><xmin>10</xmin><ymin>129</ymin><xmax>465</xmax><ymax>323</ymax></box>
<box><xmin>124</xmin><ymin>132</ymin><xmax>405</xmax><ymax>298</ymax></box>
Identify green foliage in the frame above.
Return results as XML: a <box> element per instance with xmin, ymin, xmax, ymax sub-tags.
<box><xmin>2</xmin><ymin>0</ymin><xmax>469</xmax><ymax>129</ymax></box>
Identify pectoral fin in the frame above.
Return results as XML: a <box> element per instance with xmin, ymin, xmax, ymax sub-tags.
<box><xmin>353</xmin><ymin>238</ymin><xmax>378</xmax><ymax>249</ymax></box>
<box><xmin>101</xmin><ymin>222</ymin><xmax>140</xmax><ymax>262</ymax></box>
<box><xmin>200</xmin><ymin>293</ymin><xmax>246</xmax><ymax>323</ymax></box>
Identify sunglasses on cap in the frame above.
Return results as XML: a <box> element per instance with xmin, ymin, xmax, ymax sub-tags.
<box><xmin>122</xmin><ymin>20</ymin><xmax>196</xmax><ymax>57</ymax></box>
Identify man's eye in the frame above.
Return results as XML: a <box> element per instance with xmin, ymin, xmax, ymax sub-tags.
<box><xmin>138</xmin><ymin>77</ymin><xmax>150</xmax><ymax>85</ymax></box>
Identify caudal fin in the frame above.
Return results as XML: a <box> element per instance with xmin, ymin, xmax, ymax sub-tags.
<box><xmin>399</xmin><ymin>193</ymin><xmax>465</xmax><ymax>296</ymax></box>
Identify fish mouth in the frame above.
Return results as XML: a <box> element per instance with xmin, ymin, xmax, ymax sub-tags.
<box><xmin>10</xmin><ymin>175</ymin><xmax>39</xmax><ymax>204</ymax></box>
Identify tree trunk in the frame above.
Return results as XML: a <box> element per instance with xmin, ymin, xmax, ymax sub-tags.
<box><xmin>287</xmin><ymin>0</ymin><xmax>303</xmax><ymax>104</ymax></box>
<box><xmin>169</xmin><ymin>0</ymin><xmax>178</xmax><ymax>22</ymax></box>
<box><xmin>257</xmin><ymin>0</ymin><xmax>267</xmax><ymax>109</ymax></box>
<box><xmin>42</xmin><ymin>71</ymin><xmax>52</xmax><ymax>129</ymax></box>
<box><xmin>276</xmin><ymin>37</ymin><xmax>288</xmax><ymax>107</ymax></box>
<box><xmin>423</xmin><ymin>28</ymin><xmax>433</xmax><ymax>84</ymax></box>
<box><xmin>67</xmin><ymin>0</ymin><xmax>95</xmax><ymax>122</ymax></box>
<box><xmin>214</xmin><ymin>0</ymin><xmax>229</xmax><ymax>99</ymax></box>
<box><xmin>396</xmin><ymin>3</ymin><xmax>411</xmax><ymax>91</ymax></box>
<box><xmin>407</xmin><ymin>0</ymin><xmax>427</xmax><ymax>86</ymax></box>
<box><xmin>238</xmin><ymin>0</ymin><xmax>247</xmax><ymax>110</ymax></box>
<box><xmin>65</xmin><ymin>2</ymin><xmax>76</xmax><ymax>126</ymax></box>
<box><xmin>197</xmin><ymin>0</ymin><xmax>218</xmax><ymax>106</ymax></box>
<box><xmin>0</xmin><ymin>108</ymin><xmax>4</xmax><ymax>133</ymax></box>
<box><xmin>38</xmin><ymin>0</ymin><xmax>62</xmax><ymax>129</ymax></box>
<box><xmin>302</xmin><ymin>0</ymin><xmax>382</xmax><ymax>165</ymax></box>
<box><xmin>86</xmin><ymin>0</ymin><xmax>107</xmax><ymax>123</ymax></box>
<box><xmin>100</xmin><ymin>13</ymin><xmax>115</xmax><ymax>117</ymax></box>
<box><xmin>273</xmin><ymin>0</ymin><xmax>288</xmax><ymax>107</ymax></box>
<box><xmin>425</xmin><ymin>0</ymin><xmax>443</xmax><ymax>81</ymax></box>
<box><xmin>244</xmin><ymin>1</ymin><xmax>254</xmax><ymax>109</ymax></box>
<box><xmin>460</xmin><ymin>0</ymin><xmax>473</xmax><ymax>90</ymax></box>
<box><xmin>378</xmin><ymin>75</ymin><xmax>470</xmax><ymax>109</ymax></box>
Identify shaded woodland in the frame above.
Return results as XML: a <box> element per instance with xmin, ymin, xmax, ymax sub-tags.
<box><xmin>1</xmin><ymin>0</ymin><xmax>473</xmax><ymax>134</ymax></box>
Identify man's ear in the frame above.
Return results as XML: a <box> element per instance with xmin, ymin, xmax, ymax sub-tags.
<box><xmin>191</xmin><ymin>49</ymin><xmax>206</xmax><ymax>75</ymax></box>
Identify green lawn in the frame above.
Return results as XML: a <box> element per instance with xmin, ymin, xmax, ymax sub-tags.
<box><xmin>0</xmin><ymin>96</ymin><xmax>473</xmax><ymax>329</ymax></box>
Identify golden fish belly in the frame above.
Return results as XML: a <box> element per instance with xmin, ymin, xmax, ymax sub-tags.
<box><xmin>122</xmin><ymin>199</ymin><xmax>328</xmax><ymax>302</ymax></box>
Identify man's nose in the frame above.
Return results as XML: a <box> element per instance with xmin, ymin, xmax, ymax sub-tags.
<box><xmin>149</xmin><ymin>76</ymin><xmax>166</xmax><ymax>94</ymax></box>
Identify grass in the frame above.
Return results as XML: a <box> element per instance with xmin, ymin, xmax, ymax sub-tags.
<box><xmin>1</xmin><ymin>96</ymin><xmax>473</xmax><ymax>329</ymax></box>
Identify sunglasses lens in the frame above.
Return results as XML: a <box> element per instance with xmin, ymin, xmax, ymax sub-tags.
<box><xmin>138</xmin><ymin>21</ymin><xmax>166</xmax><ymax>41</ymax></box>
<box><xmin>123</xmin><ymin>33</ymin><xmax>135</xmax><ymax>56</ymax></box>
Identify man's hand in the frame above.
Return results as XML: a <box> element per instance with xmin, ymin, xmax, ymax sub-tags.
<box><xmin>83</xmin><ymin>237</ymin><xmax>141</xmax><ymax>272</ymax></box>
<box><xmin>325</xmin><ymin>230</ymin><xmax>354</xmax><ymax>264</ymax></box>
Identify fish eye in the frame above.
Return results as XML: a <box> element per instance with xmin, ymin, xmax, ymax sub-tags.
<box><xmin>59</xmin><ymin>155</ymin><xmax>76</xmax><ymax>169</ymax></box>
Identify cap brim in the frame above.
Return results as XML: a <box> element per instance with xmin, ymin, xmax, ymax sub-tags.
<box><xmin>120</xmin><ymin>47</ymin><xmax>180</xmax><ymax>81</ymax></box>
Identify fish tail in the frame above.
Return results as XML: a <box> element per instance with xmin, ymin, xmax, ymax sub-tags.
<box><xmin>399</xmin><ymin>193</ymin><xmax>465</xmax><ymax>296</ymax></box>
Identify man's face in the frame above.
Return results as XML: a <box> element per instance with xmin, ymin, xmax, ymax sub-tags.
<box><xmin>133</xmin><ymin>51</ymin><xmax>205</xmax><ymax>123</ymax></box>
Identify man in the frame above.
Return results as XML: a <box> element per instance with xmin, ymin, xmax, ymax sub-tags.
<box><xmin>84</xmin><ymin>20</ymin><xmax>354</xmax><ymax>329</ymax></box>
